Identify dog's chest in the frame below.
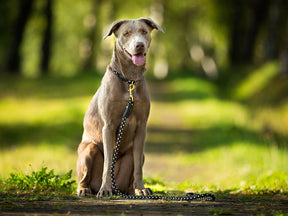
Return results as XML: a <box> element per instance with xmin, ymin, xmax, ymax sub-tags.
<box><xmin>117</xmin><ymin>100</ymin><xmax>149</xmax><ymax>152</ymax></box>
<box><xmin>117</xmin><ymin>114</ymin><xmax>137</xmax><ymax>153</ymax></box>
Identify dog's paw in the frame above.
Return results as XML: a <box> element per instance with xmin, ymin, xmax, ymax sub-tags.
<box><xmin>135</xmin><ymin>188</ymin><xmax>153</xmax><ymax>196</ymax></box>
<box><xmin>77</xmin><ymin>187</ymin><xmax>92</xmax><ymax>196</ymax></box>
<box><xmin>97</xmin><ymin>185</ymin><xmax>113</xmax><ymax>198</ymax></box>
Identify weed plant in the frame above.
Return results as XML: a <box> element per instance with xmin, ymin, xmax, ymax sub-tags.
<box><xmin>1</xmin><ymin>167</ymin><xmax>76</xmax><ymax>197</ymax></box>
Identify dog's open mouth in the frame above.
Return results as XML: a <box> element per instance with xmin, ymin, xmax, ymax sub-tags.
<box><xmin>125</xmin><ymin>49</ymin><xmax>146</xmax><ymax>66</ymax></box>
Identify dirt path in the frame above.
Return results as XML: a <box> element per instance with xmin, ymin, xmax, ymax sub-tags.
<box><xmin>1</xmin><ymin>195</ymin><xmax>288</xmax><ymax>216</ymax></box>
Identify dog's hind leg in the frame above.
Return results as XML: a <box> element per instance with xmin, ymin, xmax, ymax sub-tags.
<box><xmin>77</xmin><ymin>142</ymin><xmax>101</xmax><ymax>196</ymax></box>
<box><xmin>89</xmin><ymin>148</ymin><xmax>104</xmax><ymax>194</ymax></box>
<box><xmin>114</xmin><ymin>149</ymin><xmax>134</xmax><ymax>195</ymax></box>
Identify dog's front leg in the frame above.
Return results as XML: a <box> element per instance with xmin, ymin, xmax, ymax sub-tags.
<box><xmin>97</xmin><ymin>124</ymin><xmax>114</xmax><ymax>197</ymax></box>
<box><xmin>133</xmin><ymin>124</ymin><xmax>153</xmax><ymax>196</ymax></box>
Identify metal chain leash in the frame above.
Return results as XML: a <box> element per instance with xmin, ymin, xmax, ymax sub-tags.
<box><xmin>110</xmin><ymin>81</ymin><xmax>215</xmax><ymax>202</ymax></box>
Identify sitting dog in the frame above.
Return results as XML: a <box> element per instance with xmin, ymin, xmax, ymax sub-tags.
<box><xmin>77</xmin><ymin>17</ymin><xmax>164</xmax><ymax>197</ymax></box>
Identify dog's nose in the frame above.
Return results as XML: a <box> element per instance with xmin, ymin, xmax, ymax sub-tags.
<box><xmin>135</xmin><ymin>42</ymin><xmax>144</xmax><ymax>50</ymax></box>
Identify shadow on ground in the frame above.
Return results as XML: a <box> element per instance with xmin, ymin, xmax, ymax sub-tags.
<box><xmin>0</xmin><ymin>75</ymin><xmax>287</xmax><ymax>153</ymax></box>
<box><xmin>1</xmin><ymin>121</ymin><xmax>285</xmax><ymax>154</ymax></box>
<box><xmin>145</xmin><ymin>125</ymin><xmax>286</xmax><ymax>154</ymax></box>
<box><xmin>0</xmin><ymin>121</ymin><xmax>82</xmax><ymax>150</ymax></box>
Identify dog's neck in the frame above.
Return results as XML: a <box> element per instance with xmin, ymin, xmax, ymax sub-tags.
<box><xmin>110</xmin><ymin>42</ymin><xmax>146</xmax><ymax>81</ymax></box>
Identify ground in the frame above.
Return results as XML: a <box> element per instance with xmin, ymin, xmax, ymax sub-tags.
<box><xmin>1</xmin><ymin>194</ymin><xmax>288</xmax><ymax>216</ymax></box>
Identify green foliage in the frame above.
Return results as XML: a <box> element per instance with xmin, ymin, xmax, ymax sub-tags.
<box><xmin>143</xmin><ymin>177</ymin><xmax>167</xmax><ymax>193</ymax></box>
<box><xmin>143</xmin><ymin>177</ymin><xmax>165</xmax><ymax>186</ymax></box>
<box><xmin>1</xmin><ymin>167</ymin><xmax>76</xmax><ymax>196</ymax></box>
<box><xmin>272</xmin><ymin>211</ymin><xmax>288</xmax><ymax>216</ymax></box>
<box><xmin>233</xmin><ymin>62</ymin><xmax>278</xmax><ymax>100</ymax></box>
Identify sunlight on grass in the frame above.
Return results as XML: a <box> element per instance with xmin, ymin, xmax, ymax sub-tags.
<box><xmin>145</xmin><ymin>75</ymin><xmax>288</xmax><ymax>193</ymax></box>
<box><xmin>171</xmin><ymin>77</ymin><xmax>217</xmax><ymax>98</ymax></box>
<box><xmin>234</xmin><ymin>62</ymin><xmax>278</xmax><ymax>100</ymax></box>
<box><xmin>0</xmin><ymin>77</ymin><xmax>93</xmax><ymax>179</ymax></box>
<box><xmin>0</xmin><ymin>145</ymin><xmax>77</xmax><ymax>179</ymax></box>
<box><xmin>0</xmin><ymin>74</ymin><xmax>287</xmax><ymax>194</ymax></box>
<box><xmin>144</xmin><ymin>141</ymin><xmax>288</xmax><ymax>192</ymax></box>
<box><xmin>149</xmin><ymin>99</ymin><xmax>249</xmax><ymax>130</ymax></box>
<box><xmin>0</xmin><ymin>97</ymin><xmax>89</xmax><ymax>124</ymax></box>
<box><xmin>252</xmin><ymin>104</ymin><xmax>288</xmax><ymax>136</ymax></box>
<box><xmin>0</xmin><ymin>96</ymin><xmax>86</xmax><ymax>179</ymax></box>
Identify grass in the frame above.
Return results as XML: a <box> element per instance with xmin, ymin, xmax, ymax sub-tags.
<box><xmin>0</xmin><ymin>66</ymin><xmax>288</xmax><ymax>197</ymax></box>
<box><xmin>233</xmin><ymin>62</ymin><xmax>279</xmax><ymax>100</ymax></box>
<box><xmin>1</xmin><ymin>167</ymin><xmax>75</xmax><ymax>196</ymax></box>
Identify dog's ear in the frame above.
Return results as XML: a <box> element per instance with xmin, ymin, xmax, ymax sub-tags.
<box><xmin>103</xmin><ymin>19</ymin><xmax>128</xmax><ymax>40</ymax></box>
<box><xmin>138</xmin><ymin>17</ymin><xmax>164</xmax><ymax>33</ymax></box>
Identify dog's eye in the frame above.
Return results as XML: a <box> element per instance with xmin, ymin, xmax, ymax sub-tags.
<box><xmin>141</xmin><ymin>30</ymin><xmax>148</xmax><ymax>35</ymax></box>
<box><xmin>123</xmin><ymin>32</ymin><xmax>130</xmax><ymax>37</ymax></box>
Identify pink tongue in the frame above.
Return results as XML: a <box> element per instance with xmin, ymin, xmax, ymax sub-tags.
<box><xmin>132</xmin><ymin>55</ymin><xmax>146</xmax><ymax>66</ymax></box>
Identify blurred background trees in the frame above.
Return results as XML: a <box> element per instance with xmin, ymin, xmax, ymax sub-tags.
<box><xmin>0</xmin><ymin>0</ymin><xmax>287</xmax><ymax>78</ymax></box>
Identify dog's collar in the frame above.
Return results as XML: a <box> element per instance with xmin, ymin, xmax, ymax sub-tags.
<box><xmin>112</xmin><ymin>69</ymin><xmax>143</xmax><ymax>83</ymax></box>
<box><xmin>112</xmin><ymin>69</ymin><xmax>139</xmax><ymax>102</ymax></box>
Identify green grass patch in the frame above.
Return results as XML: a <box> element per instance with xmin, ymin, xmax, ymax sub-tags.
<box><xmin>233</xmin><ymin>62</ymin><xmax>279</xmax><ymax>100</ymax></box>
<box><xmin>0</xmin><ymin>167</ymin><xmax>76</xmax><ymax>200</ymax></box>
<box><xmin>0</xmin><ymin>71</ymin><xmax>288</xmax><ymax>197</ymax></box>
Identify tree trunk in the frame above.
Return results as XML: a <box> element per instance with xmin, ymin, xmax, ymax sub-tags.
<box><xmin>40</xmin><ymin>0</ymin><xmax>53</xmax><ymax>75</ymax></box>
<box><xmin>3</xmin><ymin>0</ymin><xmax>34</xmax><ymax>74</ymax></box>
<box><xmin>280</xmin><ymin>20</ymin><xmax>288</xmax><ymax>76</ymax></box>
<box><xmin>228</xmin><ymin>0</ymin><xmax>243</xmax><ymax>64</ymax></box>
<box><xmin>265</xmin><ymin>0</ymin><xmax>281</xmax><ymax>60</ymax></box>
<box><xmin>229</xmin><ymin>0</ymin><xmax>270</xmax><ymax>64</ymax></box>
<box><xmin>81</xmin><ymin>0</ymin><xmax>102</xmax><ymax>72</ymax></box>
<box><xmin>243</xmin><ymin>0</ymin><xmax>269</xmax><ymax>62</ymax></box>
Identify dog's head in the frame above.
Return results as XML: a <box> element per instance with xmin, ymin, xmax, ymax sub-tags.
<box><xmin>104</xmin><ymin>17</ymin><xmax>164</xmax><ymax>66</ymax></box>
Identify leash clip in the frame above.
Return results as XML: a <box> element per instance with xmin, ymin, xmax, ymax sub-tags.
<box><xmin>128</xmin><ymin>81</ymin><xmax>136</xmax><ymax>102</ymax></box>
